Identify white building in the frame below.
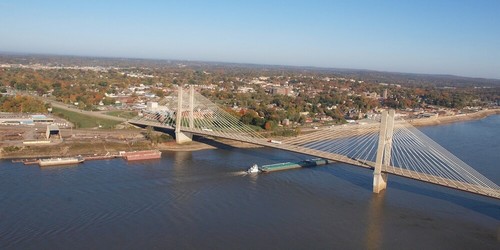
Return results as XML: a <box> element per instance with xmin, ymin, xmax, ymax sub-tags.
<box><xmin>147</xmin><ymin>102</ymin><xmax>158</xmax><ymax>111</ymax></box>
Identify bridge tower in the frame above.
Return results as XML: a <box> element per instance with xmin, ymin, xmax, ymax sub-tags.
<box><xmin>373</xmin><ymin>109</ymin><xmax>395</xmax><ymax>193</ymax></box>
<box><xmin>175</xmin><ymin>86</ymin><xmax>194</xmax><ymax>144</ymax></box>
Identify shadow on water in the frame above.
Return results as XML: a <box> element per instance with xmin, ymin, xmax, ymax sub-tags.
<box><xmin>193</xmin><ymin>137</ymin><xmax>307</xmax><ymax>161</ymax></box>
<box><xmin>139</xmin><ymin>126</ymin><xmax>290</xmax><ymax>161</ymax></box>
<box><xmin>313</xmin><ymin>165</ymin><xmax>373</xmax><ymax>192</ymax></box>
<box><xmin>388</xmin><ymin>180</ymin><xmax>500</xmax><ymax>220</ymax></box>
<box><xmin>194</xmin><ymin>136</ymin><xmax>238</xmax><ymax>151</ymax></box>
<box><xmin>314</xmin><ymin>165</ymin><xmax>500</xmax><ymax>220</ymax></box>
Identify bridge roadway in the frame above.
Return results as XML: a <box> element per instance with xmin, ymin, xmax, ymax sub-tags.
<box><xmin>130</xmin><ymin>119</ymin><xmax>500</xmax><ymax>199</ymax></box>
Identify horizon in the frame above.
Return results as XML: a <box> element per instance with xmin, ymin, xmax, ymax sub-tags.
<box><xmin>1</xmin><ymin>1</ymin><xmax>499</xmax><ymax>79</ymax></box>
<box><xmin>3</xmin><ymin>50</ymin><xmax>500</xmax><ymax>81</ymax></box>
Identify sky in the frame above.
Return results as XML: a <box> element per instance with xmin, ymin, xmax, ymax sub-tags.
<box><xmin>0</xmin><ymin>0</ymin><xmax>499</xmax><ymax>79</ymax></box>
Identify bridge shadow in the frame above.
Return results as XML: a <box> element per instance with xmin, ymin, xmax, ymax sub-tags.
<box><xmin>193</xmin><ymin>136</ymin><xmax>239</xmax><ymax>151</ymax></box>
<box><xmin>194</xmin><ymin>136</ymin><xmax>306</xmax><ymax>162</ymax></box>
<box><xmin>134</xmin><ymin>124</ymin><xmax>244</xmax><ymax>150</ymax></box>
<box><xmin>314</xmin><ymin>165</ymin><xmax>500</xmax><ymax>220</ymax></box>
<box><xmin>388</xmin><ymin>180</ymin><xmax>500</xmax><ymax>220</ymax></box>
<box><xmin>313</xmin><ymin>165</ymin><xmax>373</xmax><ymax>192</ymax></box>
<box><xmin>133</xmin><ymin>125</ymin><xmax>238</xmax><ymax>150</ymax></box>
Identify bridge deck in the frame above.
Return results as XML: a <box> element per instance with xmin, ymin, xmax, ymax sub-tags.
<box><xmin>383</xmin><ymin>167</ymin><xmax>500</xmax><ymax>199</ymax></box>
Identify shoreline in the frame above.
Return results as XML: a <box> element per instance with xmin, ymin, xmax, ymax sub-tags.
<box><xmin>407</xmin><ymin>109</ymin><xmax>500</xmax><ymax>127</ymax></box>
<box><xmin>2</xmin><ymin>110</ymin><xmax>499</xmax><ymax>160</ymax></box>
<box><xmin>0</xmin><ymin>138</ymin><xmax>262</xmax><ymax>160</ymax></box>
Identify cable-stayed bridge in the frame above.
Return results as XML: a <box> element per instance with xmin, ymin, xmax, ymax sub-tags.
<box><xmin>129</xmin><ymin>86</ymin><xmax>500</xmax><ymax>199</ymax></box>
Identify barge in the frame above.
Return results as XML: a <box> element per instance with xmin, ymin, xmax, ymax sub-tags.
<box><xmin>23</xmin><ymin>159</ymin><xmax>39</xmax><ymax>165</ymax></box>
<box><xmin>38</xmin><ymin>156</ymin><xmax>84</xmax><ymax>167</ymax></box>
<box><xmin>12</xmin><ymin>159</ymin><xmax>40</xmax><ymax>165</ymax></box>
<box><xmin>83</xmin><ymin>153</ymin><xmax>121</xmax><ymax>161</ymax></box>
<box><xmin>258</xmin><ymin>158</ymin><xmax>330</xmax><ymax>173</ymax></box>
<box><xmin>121</xmin><ymin>150</ymin><xmax>162</xmax><ymax>161</ymax></box>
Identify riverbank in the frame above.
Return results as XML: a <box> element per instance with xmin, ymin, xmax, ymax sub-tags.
<box><xmin>0</xmin><ymin>141</ymin><xmax>152</xmax><ymax>160</ymax></box>
<box><xmin>408</xmin><ymin>109</ymin><xmax>500</xmax><ymax>127</ymax></box>
<box><xmin>2</xmin><ymin>110</ymin><xmax>499</xmax><ymax>160</ymax></box>
<box><xmin>0</xmin><ymin>137</ymin><xmax>261</xmax><ymax>160</ymax></box>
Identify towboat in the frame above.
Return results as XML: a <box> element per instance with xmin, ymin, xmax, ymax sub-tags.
<box><xmin>247</xmin><ymin>164</ymin><xmax>260</xmax><ymax>173</ymax></box>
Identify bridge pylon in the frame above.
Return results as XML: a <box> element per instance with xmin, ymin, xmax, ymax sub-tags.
<box><xmin>175</xmin><ymin>85</ymin><xmax>194</xmax><ymax>144</ymax></box>
<box><xmin>373</xmin><ymin>109</ymin><xmax>395</xmax><ymax>193</ymax></box>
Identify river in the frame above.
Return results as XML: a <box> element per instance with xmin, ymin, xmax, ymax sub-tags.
<box><xmin>1</xmin><ymin>116</ymin><xmax>499</xmax><ymax>249</ymax></box>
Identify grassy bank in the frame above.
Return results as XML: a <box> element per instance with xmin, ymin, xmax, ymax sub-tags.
<box><xmin>52</xmin><ymin>107</ymin><xmax>122</xmax><ymax>128</ymax></box>
<box><xmin>105</xmin><ymin>110</ymin><xmax>138</xmax><ymax>119</ymax></box>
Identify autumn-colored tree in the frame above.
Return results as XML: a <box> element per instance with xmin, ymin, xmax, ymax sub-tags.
<box><xmin>0</xmin><ymin>95</ymin><xmax>47</xmax><ymax>113</ymax></box>
<box><xmin>264</xmin><ymin>121</ymin><xmax>277</xmax><ymax>130</ymax></box>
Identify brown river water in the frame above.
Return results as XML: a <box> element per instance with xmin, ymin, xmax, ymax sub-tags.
<box><xmin>1</xmin><ymin>115</ymin><xmax>499</xmax><ymax>249</ymax></box>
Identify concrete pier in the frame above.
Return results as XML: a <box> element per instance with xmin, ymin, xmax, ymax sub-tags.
<box><xmin>175</xmin><ymin>86</ymin><xmax>193</xmax><ymax>144</ymax></box>
<box><xmin>373</xmin><ymin>110</ymin><xmax>395</xmax><ymax>193</ymax></box>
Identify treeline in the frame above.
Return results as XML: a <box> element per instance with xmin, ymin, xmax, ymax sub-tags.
<box><xmin>0</xmin><ymin>95</ymin><xmax>48</xmax><ymax>113</ymax></box>
<box><xmin>1</xmin><ymin>63</ymin><xmax>497</xmax><ymax>127</ymax></box>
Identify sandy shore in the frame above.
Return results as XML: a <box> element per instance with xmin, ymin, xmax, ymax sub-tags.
<box><xmin>407</xmin><ymin>109</ymin><xmax>500</xmax><ymax>127</ymax></box>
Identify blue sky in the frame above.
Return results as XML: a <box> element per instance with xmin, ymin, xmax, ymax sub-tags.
<box><xmin>1</xmin><ymin>0</ymin><xmax>499</xmax><ymax>79</ymax></box>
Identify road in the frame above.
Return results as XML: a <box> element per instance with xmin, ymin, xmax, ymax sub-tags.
<box><xmin>46</xmin><ymin>100</ymin><xmax>128</xmax><ymax>122</ymax></box>
<box><xmin>15</xmin><ymin>91</ymin><xmax>128</xmax><ymax>122</ymax></box>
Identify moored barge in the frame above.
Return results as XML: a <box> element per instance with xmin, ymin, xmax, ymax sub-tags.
<box><xmin>38</xmin><ymin>156</ymin><xmax>84</xmax><ymax>167</ymax></box>
<box><xmin>121</xmin><ymin>150</ymin><xmax>162</xmax><ymax>161</ymax></box>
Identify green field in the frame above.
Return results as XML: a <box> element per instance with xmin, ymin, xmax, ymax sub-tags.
<box><xmin>52</xmin><ymin>107</ymin><xmax>122</xmax><ymax>129</ymax></box>
<box><xmin>105</xmin><ymin>110</ymin><xmax>138</xmax><ymax>119</ymax></box>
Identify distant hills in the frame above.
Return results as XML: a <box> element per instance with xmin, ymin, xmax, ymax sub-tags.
<box><xmin>1</xmin><ymin>52</ymin><xmax>499</xmax><ymax>87</ymax></box>
<box><xmin>313</xmin><ymin>69</ymin><xmax>500</xmax><ymax>87</ymax></box>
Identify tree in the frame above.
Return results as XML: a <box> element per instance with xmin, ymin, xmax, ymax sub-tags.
<box><xmin>144</xmin><ymin>126</ymin><xmax>154</xmax><ymax>143</ymax></box>
<box><xmin>264</xmin><ymin>120</ymin><xmax>277</xmax><ymax>130</ymax></box>
<box><xmin>0</xmin><ymin>95</ymin><xmax>47</xmax><ymax>113</ymax></box>
<box><xmin>154</xmin><ymin>89</ymin><xmax>165</xmax><ymax>98</ymax></box>
<box><xmin>240</xmin><ymin>110</ymin><xmax>258</xmax><ymax>124</ymax></box>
